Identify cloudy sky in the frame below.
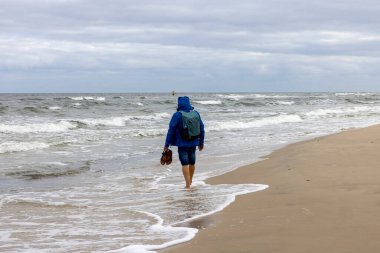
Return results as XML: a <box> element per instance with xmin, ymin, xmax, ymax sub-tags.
<box><xmin>1</xmin><ymin>0</ymin><xmax>380</xmax><ymax>92</ymax></box>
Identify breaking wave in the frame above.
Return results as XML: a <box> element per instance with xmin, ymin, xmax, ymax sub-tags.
<box><xmin>0</xmin><ymin>141</ymin><xmax>50</xmax><ymax>154</ymax></box>
<box><xmin>71</xmin><ymin>113</ymin><xmax>171</xmax><ymax>127</ymax></box>
<box><xmin>208</xmin><ymin>114</ymin><xmax>303</xmax><ymax>132</ymax></box>
<box><xmin>217</xmin><ymin>94</ymin><xmax>245</xmax><ymax>101</ymax></box>
<box><xmin>68</xmin><ymin>96</ymin><xmax>106</xmax><ymax>101</ymax></box>
<box><xmin>193</xmin><ymin>100</ymin><xmax>223</xmax><ymax>105</ymax></box>
<box><xmin>48</xmin><ymin>106</ymin><xmax>62</xmax><ymax>110</ymax></box>
<box><xmin>0</xmin><ymin>113</ymin><xmax>171</xmax><ymax>134</ymax></box>
<box><xmin>305</xmin><ymin>106</ymin><xmax>380</xmax><ymax>118</ymax></box>
<box><xmin>133</xmin><ymin>129</ymin><xmax>167</xmax><ymax>137</ymax></box>
<box><xmin>0</xmin><ymin>121</ymin><xmax>77</xmax><ymax>133</ymax></box>
<box><xmin>335</xmin><ymin>92</ymin><xmax>375</xmax><ymax>96</ymax></box>
<box><xmin>272</xmin><ymin>101</ymin><xmax>295</xmax><ymax>105</ymax></box>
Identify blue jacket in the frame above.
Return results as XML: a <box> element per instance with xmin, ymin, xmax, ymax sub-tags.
<box><xmin>165</xmin><ymin>96</ymin><xmax>205</xmax><ymax>148</ymax></box>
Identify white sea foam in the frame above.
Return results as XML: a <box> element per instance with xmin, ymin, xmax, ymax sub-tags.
<box><xmin>0</xmin><ymin>231</ymin><xmax>11</xmax><ymax>241</ymax></box>
<box><xmin>110</xmin><ymin>184</ymin><xmax>268</xmax><ymax>253</ymax></box>
<box><xmin>136</xmin><ymin>102</ymin><xmax>144</xmax><ymax>106</ymax></box>
<box><xmin>0</xmin><ymin>141</ymin><xmax>50</xmax><ymax>154</ymax></box>
<box><xmin>217</xmin><ymin>94</ymin><xmax>245</xmax><ymax>100</ymax></box>
<box><xmin>10</xmin><ymin>221</ymin><xmax>42</xmax><ymax>226</ymax></box>
<box><xmin>76</xmin><ymin>113</ymin><xmax>170</xmax><ymax>127</ymax></box>
<box><xmin>0</xmin><ymin>121</ymin><xmax>76</xmax><ymax>133</ymax></box>
<box><xmin>108</xmin><ymin>211</ymin><xmax>198</xmax><ymax>253</ymax></box>
<box><xmin>40</xmin><ymin>162</ymin><xmax>68</xmax><ymax>166</ymax></box>
<box><xmin>253</xmin><ymin>94</ymin><xmax>298</xmax><ymax>98</ymax></box>
<box><xmin>193</xmin><ymin>100</ymin><xmax>222</xmax><ymax>105</ymax></box>
<box><xmin>132</xmin><ymin>113</ymin><xmax>171</xmax><ymax>120</ymax></box>
<box><xmin>335</xmin><ymin>92</ymin><xmax>355</xmax><ymax>96</ymax></box>
<box><xmin>305</xmin><ymin>106</ymin><xmax>379</xmax><ymax>118</ymax></box>
<box><xmin>208</xmin><ymin>114</ymin><xmax>303</xmax><ymax>132</ymax></box>
<box><xmin>69</xmin><ymin>96</ymin><xmax>86</xmax><ymax>101</ymax></box>
<box><xmin>79</xmin><ymin>117</ymin><xmax>127</xmax><ymax>127</ymax></box>
<box><xmin>274</xmin><ymin>101</ymin><xmax>295</xmax><ymax>105</ymax></box>
<box><xmin>335</xmin><ymin>92</ymin><xmax>373</xmax><ymax>96</ymax></box>
<box><xmin>133</xmin><ymin>129</ymin><xmax>166</xmax><ymax>137</ymax></box>
<box><xmin>48</xmin><ymin>106</ymin><xmax>62</xmax><ymax>110</ymax></box>
<box><xmin>69</xmin><ymin>96</ymin><xmax>106</xmax><ymax>101</ymax></box>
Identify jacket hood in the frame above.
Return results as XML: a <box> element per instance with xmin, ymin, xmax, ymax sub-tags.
<box><xmin>176</xmin><ymin>96</ymin><xmax>194</xmax><ymax>111</ymax></box>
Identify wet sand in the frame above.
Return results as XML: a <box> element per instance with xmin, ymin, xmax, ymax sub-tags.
<box><xmin>162</xmin><ymin>125</ymin><xmax>380</xmax><ymax>253</ymax></box>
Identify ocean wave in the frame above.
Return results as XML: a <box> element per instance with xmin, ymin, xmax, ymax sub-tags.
<box><xmin>48</xmin><ymin>106</ymin><xmax>62</xmax><ymax>110</ymax></box>
<box><xmin>133</xmin><ymin>129</ymin><xmax>167</xmax><ymax>137</ymax></box>
<box><xmin>40</xmin><ymin>161</ymin><xmax>68</xmax><ymax>166</ymax></box>
<box><xmin>305</xmin><ymin>98</ymin><xmax>335</xmax><ymax>106</ymax></box>
<box><xmin>0</xmin><ymin>141</ymin><xmax>50</xmax><ymax>154</ymax></box>
<box><xmin>345</xmin><ymin>99</ymin><xmax>374</xmax><ymax>105</ymax></box>
<box><xmin>0</xmin><ymin>121</ymin><xmax>77</xmax><ymax>133</ymax></box>
<box><xmin>133</xmin><ymin>113</ymin><xmax>171</xmax><ymax>120</ymax></box>
<box><xmin>193</xmin><ymin>100</ymin><xmax>223</xmax><ymax>105</ymax></box>
<box><xmin>217</xmin><ymin>94</ymin><xmax>245</xmax><ymax>101</ymax></box>
<box><xmin>18</xmin><ymin>106</ymin><xmax>63</xmax><ymax>114</ymax></box>
<box><xmin>70</xmin><ymin>113</ymin><xmax>171</xmax><ymax>127</ymax></box>
<box><xmin>20</xmin><ymin>97</ymin><xmax>45</xmax><ymax>101</ymax></box>
<box><xmin>234</xmin><ymin>100</ymin><xmax>266</xmax><ymax>107</ymax></box>
<box><xmin>77</xmin><ymin>117</ymin><xmax>127</xmax><ymax>127</ymax></box>
<box><xmin>305</xmin><ymin>106</ymin><xmax>380</xmax><ymax>118</ymax></box>
<box><xmin>253</xmin><ymin>94</ymin><xmax>300</xmax><ymax>99</ymax></box>
<box><xmin>272</xmin><ymin>101</ymin><xmax>295</xmax><ymax>105</ymax></box>
<box><xmin>208</xmin><ymin>114</ymin><xmax>303</xmax><ymax>132</ymax></box>
<box><xmin>20</xmin><ymin>106</ymin><xmax>45</xmax><ymax>113</ymax></box>
<box><xmin>155</xmin><ymin>99</ymin><xmax>175</xmax><ymax>105</ymax></box>
<box><xmin>335</xmin><ymin>92</ymin><xmax>375</xmax><ymax>96</ymax></box>
<box><xmin>345</xmin><ymin>96</ymin><xmax>380</xmax><ymax>104</ymax></box>
<box><xmin>69</xmin><ymin>96</ymin><xmax>106</xmax><ymax>101</ymax></box>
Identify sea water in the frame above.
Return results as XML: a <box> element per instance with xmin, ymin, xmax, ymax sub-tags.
<box><xmin>1</xmin><ymin>92</ymin><xmax>380</xmax><ymax>252</ymax></box>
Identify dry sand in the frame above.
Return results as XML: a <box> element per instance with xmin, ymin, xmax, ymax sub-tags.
<box><xmin>162</xmin><ymin>125</ymin><xmax>380</xmax><ymax>253</ymax></box>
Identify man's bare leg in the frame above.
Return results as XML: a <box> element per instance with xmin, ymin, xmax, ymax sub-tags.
<box><xmin>189</xmin><ymin>165</ymin><xmax>195</xmax><ymax>186</ymax></box>
<box><xmin>182</xmin><ymin>165</ymin><xmax>191</xmax><ymax>189</ymax></box>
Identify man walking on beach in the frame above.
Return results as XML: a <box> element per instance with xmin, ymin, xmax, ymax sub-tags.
<box><xmin>164</xmin><ymin>96</ymin><xmax>205</xmax><ymax>189</ymax></box>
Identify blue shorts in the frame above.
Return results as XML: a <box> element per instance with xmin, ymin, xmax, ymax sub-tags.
<box><xmin>178</xmin><ymin>147</ymin><xmax>196</xmax><ymax>166</ymax></box>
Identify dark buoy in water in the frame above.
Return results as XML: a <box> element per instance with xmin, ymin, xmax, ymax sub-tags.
<box><xmin>172</xmin><ymin>91</ymin><xmax>176</xmax><ymax>96</ymax></box>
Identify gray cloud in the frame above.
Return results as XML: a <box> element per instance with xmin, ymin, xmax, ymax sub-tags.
<box><xmin>1</xmin><ymin>0</ymin><xmax>380</xmax><ymax>92</ymax></box>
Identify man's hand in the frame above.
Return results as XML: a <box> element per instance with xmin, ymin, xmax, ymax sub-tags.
<box><xmin>163</xmin><ymin>146</ymin><xmax>169</xmax><ymax>152</ymax></box>
<box><xmin>198</xmin><ymin>145</ymin><xmax>204</xmax><ymax>151</ymax></box>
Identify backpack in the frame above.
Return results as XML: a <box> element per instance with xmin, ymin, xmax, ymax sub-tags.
<box><xmin>179</xmin><ymin>110</ymin><xmax>201</xmax><ymax>141</ymax></box>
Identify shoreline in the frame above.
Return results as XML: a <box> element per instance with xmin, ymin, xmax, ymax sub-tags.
<box><xmin>162</xmin><ymin>124</ymin><xmax>380</xmax><ymax>253</ymax></box>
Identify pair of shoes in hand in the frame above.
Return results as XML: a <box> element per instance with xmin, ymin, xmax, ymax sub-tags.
<box><xmin>160</xmin><ymin>149</ymin><xmax>172</xmax><ymax>165</ymax></box>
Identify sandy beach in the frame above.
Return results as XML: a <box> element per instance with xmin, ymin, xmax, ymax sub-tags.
<box><xmin>162</xmin><ymin>124</ymin><xmax>380</xmax><ymax>253</ymax></box>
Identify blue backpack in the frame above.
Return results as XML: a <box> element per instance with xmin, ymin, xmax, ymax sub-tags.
<box><xmin>179</xmin><ymin>110</ymin><xmax>201</xmax><ymax>141</ymax></box>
